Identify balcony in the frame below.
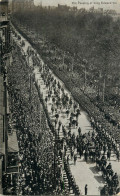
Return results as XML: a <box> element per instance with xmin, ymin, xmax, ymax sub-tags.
<box><xmin>6</xmin><ymin>166</ymin><xmax>19</xmax><ymax>173</ymax></box>
<box><xmin>7</xmin><ymin>152</ymin><xmax>20</xmax><ymax>174</ymax></box>
<box><xmin>0</xmin><ymin>12</ymin><xmax>9</xmax><ymax>23</ymax></box>
<box><xmin>0</xmin><ymin>16</ymin><xmax>7</xmax><ymax>21</ymax></box>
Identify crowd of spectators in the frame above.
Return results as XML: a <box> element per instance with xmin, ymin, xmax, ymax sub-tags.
<box><xmin>37</xmin><ymin>61</ymin><xmax>120</xmax><ymax>195</ymax></box>
<box><xmin>12</xmin><ymin>20</ymin><xmax>120</xmax><ymax>142</ymax></box>
<box><xmin>7</xmin><ymin>45</ymin><xmax>73</xmax><ymax>195</ymax></box>
<box><xmin>6</xmin><ymin>28</ymin><xmax>120</xmax><ymax>195</ymax></box>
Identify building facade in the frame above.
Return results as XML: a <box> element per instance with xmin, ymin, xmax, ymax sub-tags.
<box><xmin>0</xmin><ymin>0</ymin><xmax>19</xmax><ymax>194</ymax></box>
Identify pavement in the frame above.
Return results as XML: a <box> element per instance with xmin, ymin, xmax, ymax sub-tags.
<box><xmin>33</xmin><ymin>66</ymin><xmax>106</xmax><ymax>195</ymax></box>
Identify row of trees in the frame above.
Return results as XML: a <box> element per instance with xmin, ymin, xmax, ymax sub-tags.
<box><xmin>12</xmin><ymin>7</ymin><xmax>120</xmax><ymax>95</ymax></box>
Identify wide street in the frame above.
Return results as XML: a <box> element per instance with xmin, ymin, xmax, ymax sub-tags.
<box><xmin>12</xmin><ymin>26</ymin><xmax>120</xmax><ymax>195</ymax></box>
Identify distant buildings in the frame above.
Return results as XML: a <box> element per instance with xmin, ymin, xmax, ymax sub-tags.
<box><xmin>0</xmin><ymin>0</ymin><xmax>9</xmax><ymax>19</ymax></box>
<box><xmin>89</xmin><ymin>6</ymin><xmax>103</xmax><ymax>14</ymax></box>
<box><xmin>39</xmin><ymin>4</ymin><xmax>78</xmax><ymax>12</ymax></box>
<box><xmin>57</xmin><ymin>4</ymin><xmax>77</xmax><ymax>12</ymax></box>
<box><xmin>57</xmin><ymin>4</ymin><xmax>70</xmax><ymax>11</ymax></box>
<box><xmin>104</xmin><ymin>9</ymin><xmax>117</xmax><ymax>16</ymax></box>
<box><xmin>12</xmin><ymin>0</ymin><xmax>34</xmax><ymax>12</ymax></box>
<box><xmin>88</xmin><ymin>6</ymin><xmax>118</xmax><ymax>17</ymax></box>
<box><xmin>36</xmin><ymin>3</ymin><xmax>119</xmax><ymax>19</ymax></box>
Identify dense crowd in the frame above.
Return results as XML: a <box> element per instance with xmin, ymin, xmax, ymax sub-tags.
<box><xmin>2</xmin><ymin>173</ymin><xmax>18</xmax><ymax>195</ymax></box>
<box><xmin>12</xmin><ymin>20</ymin><xmax>120</xmax><ymax>140</ymax></box>
<box><xmin>6</xmin><ymin>28</ymin><xmax>120</xmax><ymax>195</ymax></box>
<box><xmin>7</xmin><ymin>45</ymin><xmax>73</xmax><ymax>195</ymax></box>
<box><xmin>37</xmin><ymin>61</ymin><xmax>120</xmax><ymax>195</ymax></box>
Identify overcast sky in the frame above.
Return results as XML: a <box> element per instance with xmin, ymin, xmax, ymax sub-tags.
<box><xmin>34</xmin><ymin>0</ymin><xmax>120</xmax><ymax>12</ymax></box>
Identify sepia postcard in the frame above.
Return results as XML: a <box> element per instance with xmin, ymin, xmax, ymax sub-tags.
<box><xmin>0</xmin><ymin>0</ymin><xmax>120</xmax><ymax>195</ymax></box>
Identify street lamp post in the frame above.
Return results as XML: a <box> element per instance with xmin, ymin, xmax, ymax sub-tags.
<box><xmin>63</xmin><ymin>52</ymin><xmax>65</xmax><ymax>68</ymax></box>
<box><xmin>102</xmin><ymin>77</ymin><xmax>105</xmax><ymax>102</ymax></box>
<box><xmin>84</xmin><ymin>66</ymin><xmax>86</xmax><ymax>88</ymax></box>
<box><xmin>55</xmin><ymin>47</ymin><xmax>56</xmax><ymax>59</ymax></box>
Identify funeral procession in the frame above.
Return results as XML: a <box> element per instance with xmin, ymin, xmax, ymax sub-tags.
<box><xmin>0</xmin><ymin>0</ymin><xmax>120</xmax><ymax>195</ymax></box>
